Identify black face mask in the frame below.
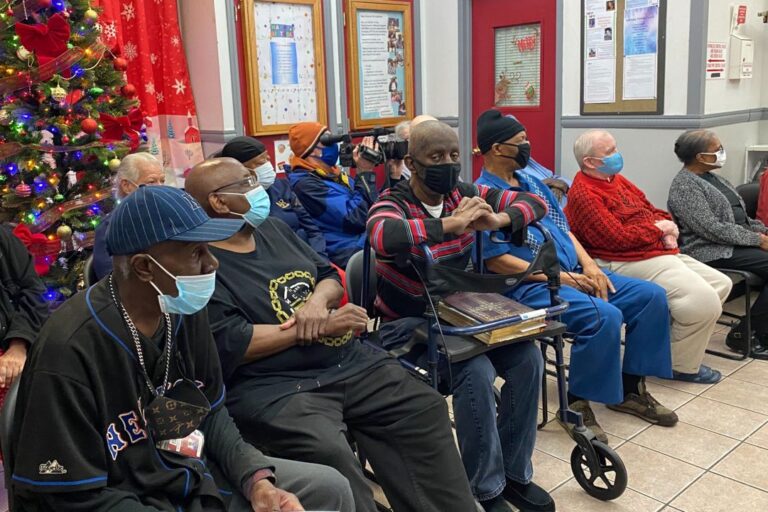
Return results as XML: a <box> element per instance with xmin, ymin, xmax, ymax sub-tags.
<box><xmin>414</xmin><ymin>159</ymin><xmax>461</xmax><ymax>195</ymax></box>
<box><xmin>497</xmin><ymin>142</ymin><xmax>531</xmax><ymax>169</ymax></box>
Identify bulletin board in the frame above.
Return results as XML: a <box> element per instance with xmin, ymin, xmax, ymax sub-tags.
<box><xmin>345</xmin><ymin>0</ymin><xmax>415</xmax><ymax>130</ymax></box>
<box><xmin>240</xmin><ymin>0</ymin><xmax>328</xmax><ymax>135</ymax></box>
<box><xmin>580</xmin><ymin>0</ymin><xmax>667</xmax><ymax>115</ymax></box>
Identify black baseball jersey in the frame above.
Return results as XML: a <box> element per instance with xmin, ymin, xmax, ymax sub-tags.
<box><xmin>11</xmin><ymin>279</ymin><xmax>272</xmax><ymax>511</ymax></box>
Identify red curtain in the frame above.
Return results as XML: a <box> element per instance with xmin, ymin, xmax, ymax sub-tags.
<box><xmin>93</xmin><ymin>0</ymin><xmax>203</xmax><ymax>186</ymax></box>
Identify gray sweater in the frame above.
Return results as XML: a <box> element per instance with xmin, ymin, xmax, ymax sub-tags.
<box><xmin>667</xmin><ymin>168</ymin><xmax>767</xmax><ymax>262</ymax></box>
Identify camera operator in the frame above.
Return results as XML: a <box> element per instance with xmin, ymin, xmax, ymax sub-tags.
<box><xmin>288</xmin><ymin>122</ymin><xmax>379</xmax><ymax>267</ymax></box>
<box><xmin>382</xmin><ymin>120</ymin><xmax>411</xmax><ymax>190</ymax></box>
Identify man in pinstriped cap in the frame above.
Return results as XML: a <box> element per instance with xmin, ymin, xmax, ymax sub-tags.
<box><xmin>11</xmin><ymin>185</ymin><xmax>354</xmax><ymax>512</ymax></box>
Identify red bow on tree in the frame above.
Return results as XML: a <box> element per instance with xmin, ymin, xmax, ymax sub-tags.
<box><xmin>15</xmin><ymin>13</ymin><xmax>71</xmax><ymax>74</ymax></box>
<box><xmin>12</xmin><ymin>224</ymin><xmax>60</xmax><ymax>276</ymax></box>
<box><xmin>100</xmin><ymin>109</ymin><xmax>144</xmax><ymax>150</ymax></box>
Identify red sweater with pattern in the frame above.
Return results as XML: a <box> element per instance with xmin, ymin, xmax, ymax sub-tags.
<box><xmin>564</xmin><ymin>172</ymin><xmax>678</xmax><ymax>261</ymax></box>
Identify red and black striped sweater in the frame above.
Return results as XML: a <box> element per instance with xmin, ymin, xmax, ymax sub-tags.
<box><xmin>366</xmin><ymin>181</ymin><xmax>548</xmax><ymax>319</ymax></box>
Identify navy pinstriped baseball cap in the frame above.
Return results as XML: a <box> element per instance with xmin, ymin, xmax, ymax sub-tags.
<box><xmin>106</xmin><ymin>185</ymin><xmax>244</xmax><ymax>255</ymax></box>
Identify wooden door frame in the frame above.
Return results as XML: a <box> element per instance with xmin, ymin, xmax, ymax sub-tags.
<box><xmin>459</xmin><ymin>0</ymin><xmax>564</xmax><ymax>181</ymax></box>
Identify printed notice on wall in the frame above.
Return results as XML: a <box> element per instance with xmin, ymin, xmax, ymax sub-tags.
<box><xmin>357</xmin><ymin>9</ymin><xmax>408</xmax><ymax>119</ymax></box>
<box><xmin>706</xmin><ymin>41</ymin><xmax>727</xmax><ymax>79</ymax></box>
<box><xmin>583</xmin><ymin>0</ymin><xmax>617</xmax><ymax>103</ymax></box>
<box><xmin>622</xmin><ymin>4</ymin><xmax>659</xmax><ymax>100</ymax></box>
<box><xmin>253</xmin><ymin>2</ymin><xmax>319</xmax><ymax>126</ymax></box>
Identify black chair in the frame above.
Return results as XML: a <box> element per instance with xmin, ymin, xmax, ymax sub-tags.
<box><xmin>736</xmin><ymin>182</ymin><xmax>760</xmax><ymax>218</ymax></box>
<box><xmin>708</xmin><ymin>182</ymin><xmax>766</xmax><ymax>360</ymax></box>
<box><xmin>0</xmin><ymin>378</ymin><xmax>21</xmax><ymax>511</ymax></box>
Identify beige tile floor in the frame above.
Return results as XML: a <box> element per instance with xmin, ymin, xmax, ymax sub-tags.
<box><xmin>371</xmin><ymin>324</ymin><xmax>768</xmax><ymax>511</ymax></box>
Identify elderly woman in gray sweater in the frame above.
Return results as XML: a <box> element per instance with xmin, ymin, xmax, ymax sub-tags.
<box><xmin>668</xmin><ymin>129</ymin><xmax>768</xmax><ymax>360</ymax></box>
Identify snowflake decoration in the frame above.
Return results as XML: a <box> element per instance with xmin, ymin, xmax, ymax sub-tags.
<box><xmin>103</xmin><ymin>21</ymin><xmax>118</xmax><ymax>40</ymax></box>
<box><xmin>145</xmin><ymin>82</ymin><xmax>156</xmax><ymax>94</ymax></box>
<box><xmin>123</xmin><ymin>41</ymin><xmax>138</xmax><ymax>61</ymax></box>
<box><xmin>150</xmin><ymin>53</ymin><xmax>159</xmax><ymax>65</ymax></box>
<box><xmin>172</xmin><ymin>79</ymin><xmax>187</xmax><ymax>95</ymax></box>
<box><xmin>155</xmin><ymin>92</ymin><xmax>164</xmax><ymax>103</ymax></box>
<box><xmin>171</xmin><ymin>35</ymin><xmax>180</xmax><ymax>47</ymax></box>
<box><xmin>121</xmin><ymin>2</ymin><xmax>136</xmax><ymax>21</ymax></box>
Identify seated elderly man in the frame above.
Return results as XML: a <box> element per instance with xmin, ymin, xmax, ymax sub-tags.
<box><xmin>92</xmin><ymin>153</ymin><xmax>166</xmax><ymax>280</ymax></box>
<box><xmin>288</xmin><ymin>122</ymin><xmax>379</xmax><ymax>267</ymax></box>
<box><xmin>11</xmin><ymin>186</ymin><xmax>353</xmax><ymax>512</ymax></box>
<box><xmin>565</xmin><ymin>130</ymin><xmax>732</xmax><ymax>383</ymax></box>
<box><xmin>382</xmin><ymin>119</ymin><xmax>412</xmax><ymax>190</ymax></box>
<box><xmin>472</xmin><ymin>111</ymin><xmax>676</xmax><ymax>443</ymax></box>
<box><xmin>185</xmin><ymin>158</ymin><xmax>477</xmax><ymax>512</ymax></box>
<box><xmin>218</xmin><ymin>136</ymin><xmax>328</xmax><ymax>259</ymax></box>
<box><xmin>368</xmin><ymin>120</ymin><xmax>553</xmax><ymax>512</ymax></box>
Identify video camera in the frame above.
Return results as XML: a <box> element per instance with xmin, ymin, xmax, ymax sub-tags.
<box><xmin>319</xmin><ymin>127</ymin><xmax>407</xmax><ymax>168</ymax></box>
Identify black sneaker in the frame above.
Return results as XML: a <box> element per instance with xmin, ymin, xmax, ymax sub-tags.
<box><xmin>502</xmin><ymin>480</ymin><xmax>555</xmax><ymax>512</ymax></box>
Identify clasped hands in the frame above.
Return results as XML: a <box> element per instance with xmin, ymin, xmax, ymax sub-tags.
<box><xmin>280</xmin><ymin>299</ymin><xmax>369</xmax><ymax>346</ymax></box>
<box><xmin>445</xmin><ymin>196</ymin><xmax>509</xmax><ymax>234</ymax></box>
<box><xmin>655</xmin><ymin>219</ymin><xmax>679</xmax><ymax>249</ymax></box>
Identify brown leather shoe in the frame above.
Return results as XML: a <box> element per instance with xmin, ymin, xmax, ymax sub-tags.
<box><xmin>558</xmin><ymin>399</ymin><xmax>609</xmax><ymax>444</ymax></box>
<box><xmin>607</xmin><ymin>380</ymin><xmax>678</xmax><ymax>426</ymax></box>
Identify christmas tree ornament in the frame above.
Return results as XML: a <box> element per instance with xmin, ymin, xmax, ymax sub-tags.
<box><xmin>38</xmin><ymin>0</ymin><xmax>53</xmax><ymax>8</ymax></box>
<box><xmin>0</xmin><ymin>110</ymin><xmax>10</xmax><ymax>125</ymax></box>
<box><xmin>56</xmin><ymin>224</ymin><xmax>73</xmax><ymax>241</ymax></box>
<box><xmin>80</xmin><ymin>118</ymin><xmax>98</xmax><ymax>134</ymax></box>
<box><xmin>108</xmin><ymin>157</ymin><xmax>121</xmax><ymax>171</ymax></box>
<box><xmin>88</xmin><ymin>86</ymin><xmax>104</xmax><ymax>97</ymax></box>
<box><xmin>54</xmin><ymin>193</ymin><xmax>64</xmax><ymax>201</ymax></box>
<box><xmin>17</xmin><ymin>45</ymin><xmax>32</xmax><ymax>61</ymax></box>
<box><xmin>84</xmin><ymin>8</ymin><xmax>99</xmax><ymax>23</ymax></box>
<box><xmin>113</xmin><ymin>57</ymin><xmax>128</xmax><ymax>71</ymax></box>
<box><xmin>50</xmin><ymin>83</ymin><xmax>67</xmax><ymax>102</ymax></box>
<box><xmin>66</xmin><ymin>169</ymin><xmax>77</xmax><ymax>186</ymax></box>
<box><xmin>15</xmin><ymin>183</ymin><xmax>31</xmax><ymax>197</ymax></box>
<box><xmin>121</xmin><ymin>84</ymin><xmax>137</xmax><ymax>98</ymax></box>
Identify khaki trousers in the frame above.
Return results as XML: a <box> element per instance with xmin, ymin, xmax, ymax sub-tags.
<box><xmin>595</xmin><ymin>254</ymin><xmax>732</xmax><ymax>374</ymax></box>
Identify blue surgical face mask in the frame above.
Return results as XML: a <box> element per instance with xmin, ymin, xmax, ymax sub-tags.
<box><xmin>319</xmin><ymin>144</ymin><xmax>340</xmax><ymax>167</ymax></box>
<box><xmin>146</xmin><ymin>255</ymin><xmax>216</xmax><ymax>315</ymax></box>
<box><xmin>220</xmin><ymin>185</ymin><xmax>270</xmax><ymax>228</ymax></box>
<box><xmin>596</xmin><ymin>152</ymin><xmax>624</xmax><ymax>175</ymax></box>
<box><xmin>254</xmin><ymin>161</ymin><xmax>276</xmax><ymax>189</ymax></box>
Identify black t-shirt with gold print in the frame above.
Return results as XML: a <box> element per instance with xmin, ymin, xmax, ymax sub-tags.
<box><xmin>208</xmin><ymin>218</ymin><xmax>390</xmax><ymax>416</ymax></box>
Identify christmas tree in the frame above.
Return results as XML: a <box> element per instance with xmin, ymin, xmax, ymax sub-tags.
<box><xmin>0</xmin><ymin>0</ymin><xmax>142</xmax><ymax>305</ymax></box>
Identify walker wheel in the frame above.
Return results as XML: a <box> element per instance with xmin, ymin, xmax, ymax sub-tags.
<box><xmin>570</xmin><ymin>441</ymin><xmax>627</xmax><ymax>501</ymax></box>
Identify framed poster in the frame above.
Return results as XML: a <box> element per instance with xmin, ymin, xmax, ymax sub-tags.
<box><xmin>240</xmin><ymin>0</ymin><xmax>328</xmax><ymax>135</ymax></box>
<box><xmin>346</xmin><ymin>0</ymin><xmax>415</xmax><ymax>130</ymax></box>
<box><xmin>494</xmin><ymin>23</ymin><xmax>542</xmax><ymax>107</ymax></box>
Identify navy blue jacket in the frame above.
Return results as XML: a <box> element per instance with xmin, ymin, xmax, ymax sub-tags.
<box><xmin>289</xmin><ymin>168</ymin><xmax>378</xmax><ymax>267</ymax></box>
<box><xmin>267</xmin><ymin>179</ymin><xmax>328</xmax><ymax>260</ymax></box>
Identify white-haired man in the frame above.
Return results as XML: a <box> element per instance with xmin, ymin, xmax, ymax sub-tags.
<box><xmin>92</xmin><ymin>153</ymin><xmax>166</xmax><ymax>280</ymax></box>
<box><xmin>564</xmin><ymin>129</ymin><xmax>732</xmax><ymax>384</ymax></box>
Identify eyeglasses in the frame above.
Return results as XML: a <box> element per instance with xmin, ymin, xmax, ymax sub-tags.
<box><xmin>212</xmin><ymin>175</ymin><xmax>258</xmax><ymax>193</ymax></box>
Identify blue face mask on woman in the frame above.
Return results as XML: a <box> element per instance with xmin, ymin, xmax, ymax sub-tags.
<box><xmin>146</xmin><ymin>255</ymin><xmax>216</xmax><ymax>315</ymax></box>
<box><xmin>596</xmin><ymin>152</ymin><xmax>624</xmax><ymax>175</ymax></box>
<box><xmin>219</xmin><ymin>185</ymin><xmax>271</xmax><ymax>228</ymax></box>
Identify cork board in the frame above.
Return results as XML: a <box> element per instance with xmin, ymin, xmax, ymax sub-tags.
<box><xmin>580</xmin><ymin>0</ymin><xmax>667</xmax><ymax>115</ymax></box>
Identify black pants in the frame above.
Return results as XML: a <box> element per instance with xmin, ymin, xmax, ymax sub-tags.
<box><xmin>710</xmin><ymin>247</ymin><xmax>768</xmax><ymax>334</ymax></box>
<box><xmin>238</xmin><ymin>363</ymin><xmax>476</xmax><ymax>512</ymax></box>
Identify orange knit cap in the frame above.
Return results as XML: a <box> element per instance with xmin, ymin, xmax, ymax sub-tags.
<box><xmin>289</xmin><ymin>122</ymin><xmax>327</xmax><ymax>158</ymax></box>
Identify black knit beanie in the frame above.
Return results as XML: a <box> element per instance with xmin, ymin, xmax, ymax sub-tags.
<box><xmin>220</xmin><ymin>136</ymin><xmax>267</xmax><ymax>164</ymax></box>
<box><xmin>476</xmin><ymin>109</ymin><xmax>525</xmax><ymax>154</ymax></box>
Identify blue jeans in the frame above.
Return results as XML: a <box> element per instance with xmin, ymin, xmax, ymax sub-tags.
<box><xmin>379</xmin><ymin>318</ymin><xmax>542</xmax><ymax>501</ymax></box>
